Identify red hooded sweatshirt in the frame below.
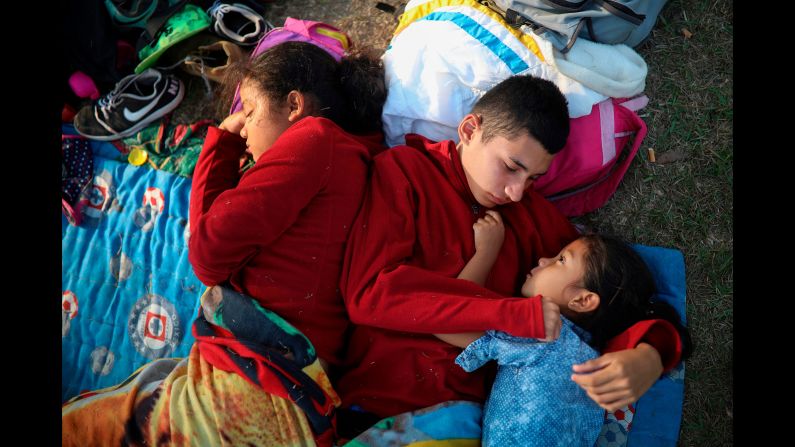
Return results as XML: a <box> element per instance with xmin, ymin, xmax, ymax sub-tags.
<box><xmin>338</xmin><ymin>134</ymin><xmax>682</xmax><ymax>417</ymax></box>
<box><xmin>189</xmin><ymin>116</ymin><xmax>384</xmax><ymax>366</ymax></box>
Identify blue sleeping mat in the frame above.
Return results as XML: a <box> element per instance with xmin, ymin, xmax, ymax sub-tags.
<box><xmin>61</xmin><ymin>124</ymin><xmax>203</xmax><ymax>402</ymax></box>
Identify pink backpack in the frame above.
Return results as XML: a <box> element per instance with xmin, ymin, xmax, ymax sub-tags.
<box><xmin>533</xmin><ymin>95</ymin><xmax>648</xmax><ymax>217</ymax></box>
<box><xmin>230</xmin><ymin>17</ymin><xmax>352</xmax><ymax>114</ymax></box>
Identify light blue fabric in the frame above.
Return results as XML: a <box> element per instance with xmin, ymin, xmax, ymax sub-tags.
<box><xmin>62</xmin><ymin>124</ymin><xmax>203</xmax><ymax>402</ymax></box>
<box><xmin>456</xmin><ymin>318</ymin><xmax>603</xmax><ymax>446</ymax></box>
<box><xmin>344</xmin><ymin>401</ymin><xmax>483</xmax><ymax>446</ymax></box>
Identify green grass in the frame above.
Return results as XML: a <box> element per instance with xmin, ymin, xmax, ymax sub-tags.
<box><xmin>574</xmin><ymin>0</ymin><xmax>733</xmax><ymax>445</ymax></box>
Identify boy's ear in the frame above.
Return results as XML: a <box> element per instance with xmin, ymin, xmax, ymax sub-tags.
<box><xmin>457</xmin><ymin>113</ymin><xmax>481</xmax><ymax>145</ymax></box>
<box><xmin>567</xmin><ymin>290</ymin><xmax>600</xmax><ymax>313</ymax></box>
<box><xmin>286</xmin><ymin>90</ymin><xmax>306</xmax><ymax>122</ymax></box>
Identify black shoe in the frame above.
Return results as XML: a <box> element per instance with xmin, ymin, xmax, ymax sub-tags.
<box><xmin>73</xmin><ymin>68</ymin><xmax>184</xmax><ymax>141</ymax></box>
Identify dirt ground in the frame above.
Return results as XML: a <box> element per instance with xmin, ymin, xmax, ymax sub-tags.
<box><xmin>266</xmin><ymin>0</ymin><xmax>402</xmax><ymax>52</ymax></box>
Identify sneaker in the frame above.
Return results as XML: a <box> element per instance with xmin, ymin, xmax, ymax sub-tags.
<box><xmin>207</xmin><ymin>1</ymin><xmax>273</xmax><ymax>46</ymax></box>
<box><xmin>135</xmin><ymin>3</ymin><xmax>212</xmax><ymax>73</ymax></box>
<box><xmin>105</xmin><ymin>0</ymin><xmax>158</xmax><ymax>29</ymax></box>
<box><xmin>73</xmin><ymin>69</ymin><xmax>185</xmax><ymax>141</ymax></box>
<box><xmin>106</xmin><ymin>0</ymin><xmax>189</xmax><ymax>29</ymax></box>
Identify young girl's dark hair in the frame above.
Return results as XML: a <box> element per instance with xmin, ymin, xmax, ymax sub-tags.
<box><xmin>573</xmin><ymin>234</ymin><xmax>693</xmax><ymax>361</ymax></box>
<box><xmin>220</xmin><ymin>41</ymin><xmax>386</xmax><ymax>134</ymax></box>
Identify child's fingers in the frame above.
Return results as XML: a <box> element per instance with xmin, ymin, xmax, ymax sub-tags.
<box><xmin>483</xmin><ymin>211</ymin><xmax>503</xmax><ymax>227</ymax></box>
<box><xmin>571</xmin><ymin>356</ymin><xmax>611</xmax><ymax>374</ymax></box>
<box><xmin>485</xmin><ymin>210</ymin><xmax>502</xmax><ymax>223</ymax></box>
<box><xmin>219</xmin><ymin>110</ymin><xmax>246</xmax><ymax>133</ymax></box>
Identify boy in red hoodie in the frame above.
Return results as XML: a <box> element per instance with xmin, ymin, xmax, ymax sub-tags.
<box><xmin>338</xmin><ymin>75</ymin><xmax>680</xmax><ymax>422</ymax></box>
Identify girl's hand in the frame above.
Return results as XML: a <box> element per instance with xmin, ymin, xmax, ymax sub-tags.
<box><xmin>219</xmin><ymin>111</ymin><xmax>246</xmax><ymax>135</ymax></box>
<box><xmin>541</xmin><ymin>296</ymin><xmax>561</xmax><ymax>341</ymax></box>
<box><xmin>473</xmin><ymin>210</ymin><xmax>505</xmax><ymax>258</ymax></box>
<box><xmin>570</xmin><ymin>343</ymin><xmax>663</xmax><ymax>412</ymax></box>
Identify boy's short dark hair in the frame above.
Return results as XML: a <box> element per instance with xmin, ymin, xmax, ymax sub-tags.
<box><xmin>471</xmin><ymin>75</ymin><xmax>570</xmax><ymax>154</ymax></box>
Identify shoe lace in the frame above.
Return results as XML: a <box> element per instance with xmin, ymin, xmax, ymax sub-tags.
<box><xmin>183</xmin><ymin>55</ymin><xmax>214</xmax><ymax>97</ymax></box>
<box><xmin>207</xmin><ymin>1</ymin><xmax>264</xmax><ymax>44</ymax></box>
<box><xmin>96</xmin><ymin>70</ymin><xmax>160</xmax><ymax>121</ymax></box>
<box><xmin>96</xmin><ymin>82</ymin><xmax>125</xmax><ymax>112</ymax></box>
<box><xmin>96</xmin><ymin>72</ymin><xmax>141</xmax><ymax>114</ymax></box>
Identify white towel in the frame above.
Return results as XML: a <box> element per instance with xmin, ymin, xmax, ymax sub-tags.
<box><xmin>533</xmin><ymin>33</ymin><xmax>647</xmax><ymax>98</ymax></box>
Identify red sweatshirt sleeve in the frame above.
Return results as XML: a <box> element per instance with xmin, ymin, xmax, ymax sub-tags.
<box><xmin>603</xmin><ymin>319</ymin><xmax>683</xmax><ymax>372</ymax></box>
<box><xmin>189</xmin><ymin>120</ymin><xmax>333</xmax><ymax>286</ymax></box>
<box><xmin>190</xmin><ymin>126</ymin><xmax>246</xmax><ymax>224</ymax></box>
<box><xmin>340</xmin><ymin>155</ymin><xmax>546</xmax><ymax>339</ymax></box>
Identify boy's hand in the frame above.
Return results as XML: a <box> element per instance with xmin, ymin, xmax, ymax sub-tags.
<box><xmin>571</xmin><ymin>343</ymin><xmax>663</xmax><ymax>411</ymax></box>
<box><xmin>473</xmin><ymin>210</ymin><xmax>505</xmax><ymax>258</ymax></box>
<box><xmin>541</xmin><ymin>296</ymin><xmax>561</xmax><ymax>341</ymax></box>
<box><xmin>219</xmin><ymin>110</ymin><xmax>246</xmax><ymax>135</ymax></box>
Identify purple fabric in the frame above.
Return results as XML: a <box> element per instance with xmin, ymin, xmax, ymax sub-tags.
<box><xmin>230</xmin><ymin>17</ymin><xmax>351</xmax><ymax>114</ymax></box>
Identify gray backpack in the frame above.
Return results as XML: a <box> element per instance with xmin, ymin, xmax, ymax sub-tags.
<box><xmin>481</xmin><ymin>0</ymin><xmax>668</xmax><ymax>53</ymax></box>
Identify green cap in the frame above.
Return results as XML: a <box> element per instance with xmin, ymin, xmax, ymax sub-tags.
<box><xmin>136</xmin><ymin>4</ymin><xmax>211</xmax><ymax>74</ymax></box>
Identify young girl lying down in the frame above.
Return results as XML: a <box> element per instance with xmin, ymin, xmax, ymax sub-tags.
<box><xmin>436</xmin><ymin>210</ymin><xmax>693</xmax><ymax>447</ymax></box>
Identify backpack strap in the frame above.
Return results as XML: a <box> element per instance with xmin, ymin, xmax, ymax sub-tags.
<box><xmin>593</xmin><ymin>0</ymin><xmax>646</xmax><ymax>25</ymax></box>
<box><xmin>618</xmin><ymin>94</ymin><xmax>649</xmax><ymax>112</ymax></box>
<box><xmin>560</xmin><ymin>18</ymin><xmax>586</xmax><ymax>53</ymax></box>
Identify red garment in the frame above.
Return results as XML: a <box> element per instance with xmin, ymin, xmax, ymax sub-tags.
<box><xmin>604</xmin><ymin>319</ymin><xmax>682</xmax><ymax>372</ymax></box>
<box><xmin>338</xmin><ymin>134</ymin><xmax>682</xmax><ymax>418</ymax></box>
<box><xmin>189</xmin><ymin>117</ymin><xmax>384</xmax><ymax>366</ymax></box>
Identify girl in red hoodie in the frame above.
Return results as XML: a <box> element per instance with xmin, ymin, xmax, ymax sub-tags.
<box><xmin>63</xmin><ymin>41</ymin><xmax>386</xmax><ymax>447</ymax></box>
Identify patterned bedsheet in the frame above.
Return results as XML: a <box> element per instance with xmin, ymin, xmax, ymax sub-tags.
<box><xmin>61</xmin><ymin>124</ymin><xmax>203</xmax><ymax>402</ymax></box>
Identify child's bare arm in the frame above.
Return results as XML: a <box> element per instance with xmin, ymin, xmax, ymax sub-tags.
<box><xmin>457</xmin><ymin>210</ymin><xmax>505</xmax><ymax>286</ymax></box>
<box><xmin>435</xmin><ymin>211</ymin><xmax>505</xmax><ymax>347</ymax></box>
<box><xmin>435</xmin><ymin>332</ymin><xmax>483</xmax><ymax>348</ymax></box>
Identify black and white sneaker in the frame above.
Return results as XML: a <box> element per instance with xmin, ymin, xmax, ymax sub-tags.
<box><xmin>73</xmin><ymin>69</ymin><xmax>185</xmax><ymax>141</ymax></box>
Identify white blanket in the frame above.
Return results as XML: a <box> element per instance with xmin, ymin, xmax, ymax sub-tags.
<box><xmin>382</xmin><ymin>0</ymin><xmax>608</xmax><ymax>147</ymax></box>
